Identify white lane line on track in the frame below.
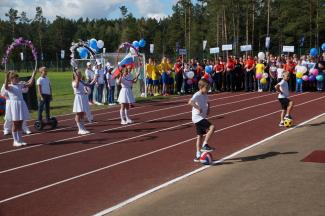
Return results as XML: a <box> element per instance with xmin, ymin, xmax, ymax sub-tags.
<box><xmin>0</xmin><ymin>93</ymin><xmax>207</xmax><ymax>127</ymax></box>
<box><xmin>93</xmin><ymin>110</ymin><xmax>325</xmax><ymax>216</ymax></box>
<box><xmin>0</xmin><ymin>93</ymin><xmax>307</xmax><ymax>173</ymax></box>
<box><xmin>0</xmin><ymin>93</ymin><xmax>276</xmax><ymax>156</ymax></box>
<box><xmin>0</xmin><ymin>95</ymin><xmax>323</xmax><ymax>205</ymax></box>
<box><xmin>0</xmin><ymin>92</ymin><xmax>251</xmax><ymax>142</ymax></box>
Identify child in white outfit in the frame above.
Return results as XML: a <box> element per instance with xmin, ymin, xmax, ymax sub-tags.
<box><xmin>4</xmin><ymin>71</ymin><xmax>36</xmax><ymax>147</ymax></box>
<box><xmin>117</xmin><ymin>65</ymin><xmax>139</xmax><ymax>125</ymax></box>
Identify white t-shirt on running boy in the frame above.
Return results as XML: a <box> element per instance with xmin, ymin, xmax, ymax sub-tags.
<box><xmin>190</xmin><ymin>91</ymin><xmax>208</xmax><ymax>123</ymax></box>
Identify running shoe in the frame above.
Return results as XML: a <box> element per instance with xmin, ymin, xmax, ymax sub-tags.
<box><xmin>193</xmin><ymin>157</ymin><xmax>200</xmax><ymax>163</ymax></box>
<box><xmin>279</xmin><ymin>122</ymin><xmax>284</xmax><ymax>127</ymax></box>
<box><xmin>13</xmin><ymin>142</ymin><xmax>22</xmax><ymax>147</ymax></box>
<box><xmin>200</xmin><ymin>144</ymin><xmax>215</xmax><ymax>152</ymax></box>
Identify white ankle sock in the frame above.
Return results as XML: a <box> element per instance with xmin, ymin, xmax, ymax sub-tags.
<box><xmin>17</xmin><ymin>131</ymin><xmax>22</xmax><ymax>142</ymax></box>
<box><xmin>77</xmin><ymin>122</ymin><xmax>82</xmax><ymax>131</ymax></box>
<box><xmin>124</xmin><ymin>109</ymin><xmax>130</xmax><ymax>120</ymax></box>
<box><xmin>196</xmin><ymin>151</ymin><xmax>201</xmax><ymax>158</ymax></box>
<box><xmin>12</xmin><ymin>131</ymin><xmax>18</xmax><ymax>142</ymax></box>
<box><xmin>120</xmin><ymin>109</ymin><xmax>125</xmax><ymax>121</ymax></box>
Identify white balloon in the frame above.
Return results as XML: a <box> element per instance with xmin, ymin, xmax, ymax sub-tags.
<box><xmin>300</xmin><ymin>66</ymin><xmax>307</xmax><ymax>74</ymax></box>
<box><xmin>263</xmin><ymin>73</ymin><xmax>269</xmax><ymax>78</ymax></box>
<box><xmin>97</xmin><ymin>40</ymin><xmax>104</xmax><ymax>49</ymax></box>
<box><xmin>187</xmin><ymin>71</ymin><xmax>195</xmax><ymax>79</ymax></box>
<box><xmin>258</xmin><ymin>52</ymin><xmax>265</xmax><ymax>60</ymax></box>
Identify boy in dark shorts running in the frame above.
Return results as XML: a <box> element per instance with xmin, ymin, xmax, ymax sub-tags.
<box><xmin>188</xmin><ymin>79</ymin><xmax>215</xmax><ymax>162</ymax></box>
<box><xmin>275</xmin><ymin>72</ymin><xmax>294</xmax><ymax>127</ymax></box>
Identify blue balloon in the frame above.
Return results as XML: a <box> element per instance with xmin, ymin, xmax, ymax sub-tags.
<box><xmin>205</xmin><ymin>65</ymin><xmax>212</xmax><ymax>74</ymax></box>
<box><xmin>79</xmin><ymin>48</ymin><xmax>88</xmax><ymax>59</ymax></box>
<box><xmin>296</xmin><ymin>78</ymin><xmax>303</xmax><ymax>84</ymax></box>
<box><xmin>89</xmin><ymin>38</ymin><xmax>98</xmax><ymax>51</ymax></box>
<box><xmin>132</xmin><ymin>41</ymin><xmax>139</xmax><ymax>48</ymax></box>
<box><xmin>310</xmin><ymin>48</ymin><xmax>318</xmax><ymax>57</ymax></box>
<box><xmin>139</xmin><ymin>39</ymin><xmax>146</xmax><ymax>48</ymax></box>
<box><xmin>322</xmin><ymin>43</ymin><xmax>325</xmax><ymax>52</ymax></box>
<box><xmin>316</xmin><ymin>75</ymin><xmax>324</xmax><ymax>81</ymax></box>
<box><xmin>309</xmin><ymin>75</ymin><xmax>316</xmax><ymax>82</ymax></box>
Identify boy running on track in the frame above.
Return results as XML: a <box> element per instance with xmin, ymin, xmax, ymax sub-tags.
<box><xmin>188</xmin><ymin>79</ymin><xmax>215</xmax><ymax>162</ymax></box>
<box><xmin>275</xmin><ymin>72</ymin><xmax>294</xmax><ymax>127</ymax></box>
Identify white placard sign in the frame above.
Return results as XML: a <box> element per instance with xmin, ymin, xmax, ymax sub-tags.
<box><xmin>20</xmin><ymin>52</ymin><xmax>24</xmax><ymax>61</ymax></box>
<box><xmin>61</xmin><ymin>50</ymin><xmax>65</xmax><ymax>59</ymax></box>
<box><xmin>283</xmin><ymin>46</ymin><xmax>295</xmax><ymax>53</ymax></box>
<box><xmin>222</xmin><ymin>44</ymin><xmax>233</xmax><ymax>51</ymax></box>
<box><xmin>179</xmin><ymin>48</ymin><xmax>187</xmax><ymax>55</ymax></box>
<box><xmin>150</xmin><ymin>44</ymin><xmax>154</xmax><ymax>54</ymax></box>
<box><xmin>203</xmin><ymin>40</ymin><xmax>207</xmax><ymax>50</ymax></box>
<box><xmin>210</xmin><ymin>47</ymin><xmax>220</xmax><ymax>54</ymax></box>
<box><xmin>240</xmin><ymin>45</ymin><xmax>252</xmax><ymax>52</ymax></box>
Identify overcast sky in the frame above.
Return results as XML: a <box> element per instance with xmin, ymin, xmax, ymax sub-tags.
<box><xmin>0</xmin><ymin>0</ymin><xmax>186</xmax><ymax>21</ymax></box>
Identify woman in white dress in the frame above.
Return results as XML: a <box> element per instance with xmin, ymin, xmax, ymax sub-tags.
<box><xmin>117</xmin><ymin>65</ymin><xmax>139</xmax><ymax>125</ymax></box>
<box><xmin>4</xmin><ymin>70</ymin><xmax>36</xmax><ymax>147</ymax></box>
<box><xmin>72</xmin><ymin>70</ymin><xmax>91</xmax><ymax>135</ymax></box>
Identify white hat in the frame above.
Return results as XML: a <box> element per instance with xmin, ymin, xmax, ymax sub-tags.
<box><xmin>86</xmin><ymin>62</ymin><xmax>91</xmax><ymax>66</ymax></box>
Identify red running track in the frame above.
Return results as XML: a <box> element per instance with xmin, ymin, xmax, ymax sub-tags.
<box><xmin>0</xmin><ymin>92</ymin><xmax>324</xmax><ymax>216</ymax></box>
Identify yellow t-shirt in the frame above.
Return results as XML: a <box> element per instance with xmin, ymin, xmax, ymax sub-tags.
<box><xmin>256</xmin><ymin>63</ymin><xmax>265</xmax><ymax>74</ymax></box>
<box><xmin>159</xmin><ymin>62</ymin><xmax>170</xmax><ymax>73</ymax></box>
<box><xmin>146</xmin><ymin>63</ymin><xmax>154</xmax><ymax>79</ymax></box>
<box><xmin>152</xmin><ymin>65</ymin><xmax>160</xmax><ymax>81</ymax></box>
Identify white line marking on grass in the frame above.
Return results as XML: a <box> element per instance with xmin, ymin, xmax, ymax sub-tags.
<box><xmin>0</xmin><ymin>93</ymin><xmax>311</xmax><ymax>175</ymax></box>
<box><xmin>0</xmin><ymin>96</ymin><xmax>323</xmax><ymax>205</ymax></box>
<box><xmin>0</xmin><ymin>92</ymin><xmax>251</xmax><ymax>142</ymax></box>
<box><xmin>0</xmin><ymin>92</ymin><xmax>267</xmax><ymax>155</ymax></box>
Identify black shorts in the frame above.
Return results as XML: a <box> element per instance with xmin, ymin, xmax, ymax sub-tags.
<box><xmin>279</xmin><ymin>98</ymin><xmax>290</xmax><ymax>110</ymax></box>
<box><xmin>195</xmin><ymin>119</ymin><xmax>211</xmax><ymax>135</ymax></box>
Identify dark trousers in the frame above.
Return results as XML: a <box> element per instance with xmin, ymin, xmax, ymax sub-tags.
<box><xmin>107</xmin><ymin>86</ymin><xmax>115</xmax><ymax>104</ymax></box>
<box><xmin>225</xmin><ymin>72</ymin><xmax>234</xmax><ymax>91</ymax></box>
<box><xmin>38</xmin><ymin>94</ymin><xmax>51</xmax><ymax>121</ymax></box>
<box><xmin>289</xmin><ymin>73</ymin><xmax>296</xmax><ymax>92</ymax></box>
<box><xmin>245</xmin><ymin>70</ymin><xmax>254</xmax><ymax>91</ymax></box>
<box><xmin>88</xmin><ymin>84</ymin><xmax>94</xmax><ymax>102</ymax></box>
<box><xmin>213</xmin><ymin>73</ymin><xmax>222</xmax><ymax>91</ymax></box>
<box><xmin>96</xmin><ymin>84</ymin><xmax>104</xmax><ymax>103</ymax></box>
<box><xmin>175</xmin><ymin>72</ymin><xmax>183</xmax><ymax>93</ymax></box>
<box><xmin>269</xmin><ymin>77</ymin><xmax>277</xmax><ymax>92</ymax></box>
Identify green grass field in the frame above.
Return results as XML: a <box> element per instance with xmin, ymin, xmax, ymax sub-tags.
<box><xmin>0</xmin><ymin>71</ymin><xmax>169</xmax><ymax>123</ymax></box>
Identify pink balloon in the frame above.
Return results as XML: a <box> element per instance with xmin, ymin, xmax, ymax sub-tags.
<box><xmin>302</xmin><ymin>75</ymin><xmax>309</xmax><ymax>81</ymax></box>
<box><xmin>256</xmin><ymin>73</ymin><xmax>262</xmax><ymax>80</ymax></box>
<box><xmin>187</xmin><ymin>79</ymin><xmax>193</xmax><ymax>85</ymax></box>
<box><xmin>311</xmin><ymin>69</ymin><xmax>319</xmax><ymax>76</ymax></box>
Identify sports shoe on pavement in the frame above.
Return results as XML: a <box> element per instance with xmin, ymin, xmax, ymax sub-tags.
<box><xmin>121</xmin><ymin>120</ymin><xmax>128</xmax><ymax>125</ymax></box>
<box><xmin>126</xmin><ymin>119</ymin><xmax>133</xmax><ymax>124</ymax></box>
<box><xmin>13</xmin><ymin>141</ymin><xmax>22</xmax><ymax>147</ymax></box>
<box><xmin>200</xmin><ymin>144</ymin><xmax>215</xmax><ymax>152</ymax></box>
<box><xmin>24</xmin><ymin>130</ymin><xmax>32</xmax><ymax>135</ymax></box>
<box><xmin>279</xmin><ymin>122</ymin><xmax>284</xmax><ymax>127</ymax></box>
<box><xmin>193</xmin><ymin>157</ymin><xmax>200</xmax><ymax>163</ymax></box>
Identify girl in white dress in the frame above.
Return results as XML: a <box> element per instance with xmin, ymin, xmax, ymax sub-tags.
<box><xmin>72</xmin><ymin>70</ymin><xmax>91</xmax><ymax>135</ymax></box>
<box><xmin>117</xmin><ymin>66</ymin><xmax>139</xmax><ymax>125</ymax></box>
<box><xmin>4</xmin><ymin>71</ymin><xmax>36</xmax><ymax>147</ymax></box>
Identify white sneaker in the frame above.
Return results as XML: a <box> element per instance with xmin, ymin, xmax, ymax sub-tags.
<box><xmin>3</xmin><ymin>130</ymin><xmax>10</xmax><ymax>136</ymax></box>
<box><xmin>121</xmin><ymin>120</ymin><xmax>128</xmax><ymax>125</ymax></box>
<box><xmin>126</xmin><ymin>119</ymin><xmax>133</xmax><ymax>124</ymax></box>
<box><xmin>13</xmin><ymin>141</ymin><xmax>22</xmax><ymax>147</ymax></box>
<box><xmin>78</xmin><ymin>130</ymin><xmax>90</xmax><ymax>135</ymax></box>
<box><xmin>19</xmin><ymin>141</ymin><xmax>27</xmax><ymax>146</ymax></box>
<box><xmin>24</xmin><ymin>130</ymin><xmax>32</xmax><ymax>135</ymax></box>
<box><xmin>141</xmin><ymin>93</ymin><xmax>145</xmax><ymax>97</ymax></box>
